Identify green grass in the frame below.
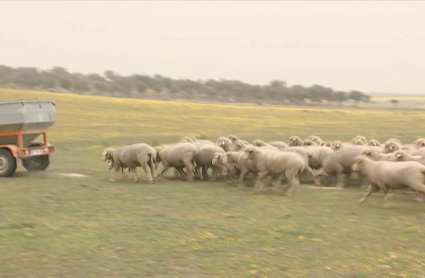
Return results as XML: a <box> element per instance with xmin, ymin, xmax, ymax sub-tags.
<box><xmin>2</xmin><ymin>88</ymin><xmax>425</xmax><ymax>277</ymax></box>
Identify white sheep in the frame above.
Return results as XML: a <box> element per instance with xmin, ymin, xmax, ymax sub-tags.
<box><xmin>244</xmin><ymin>146</ymin><xmax>306</xmax><ymax>196</ymax></box>
<box><xmin>352</xmin><ymin>155</ymin><xmax>425</xmax><ymax>207</ymax></box>
<box><xmin>155</xmin><ymin>142</ymin><xmax>199</xmax><ymax>181</ymax></box>
<box><xmin>102</xmin><ymin>143</ymin><xmax>157</xmax><ymax>184</ymax></box>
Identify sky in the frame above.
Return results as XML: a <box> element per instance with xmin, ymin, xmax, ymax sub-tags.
<box><xmin>1</xmin><ymin>1</ymin><xmax>425</xmax><ymax>94</ymax></box>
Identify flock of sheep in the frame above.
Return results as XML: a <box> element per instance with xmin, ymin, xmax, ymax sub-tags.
<box><xmin>101</xmin><ymin>135</ymin><xmax>425</xmax><ymax>208</ymax></box>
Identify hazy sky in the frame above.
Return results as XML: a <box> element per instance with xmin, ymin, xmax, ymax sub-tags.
<box><xmin>1</xmin><ymin>1</ymin><xmax>425</xmax><ymax>94</ymax></box>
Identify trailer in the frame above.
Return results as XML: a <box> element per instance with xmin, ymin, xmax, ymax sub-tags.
<box><xmin>0</xmin><ymin>99</ymin><xmax>56</xmax><ymax>177</ymax></box>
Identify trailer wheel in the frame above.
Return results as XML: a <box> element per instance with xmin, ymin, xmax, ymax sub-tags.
<box><xmin>0</xmin><ymin>149</ymin><xmax>17</xmax><ymax>177</ymax></box>
<box><xmin>22</xmin><ymin>155</ymin><xmax>50</xmax><ymax>171</ymax></box>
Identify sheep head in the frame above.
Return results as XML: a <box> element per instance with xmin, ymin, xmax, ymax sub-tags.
<box><xmin>383</xmin><ymin>141</ymin><xmax>400</xmax><ymax>153</ymax></box>
<box><xmin>102</xmin><ymin>148</ymin><xmax>114</xmax><ymax>162</ymax></box>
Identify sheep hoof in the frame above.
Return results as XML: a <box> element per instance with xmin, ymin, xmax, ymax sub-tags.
<box><xmin>149</xmin><ymin>180</ymin><xmax>155</xmax><ymax>184</ymax></box>
<box><xmin>134</xmin><ymin>178</ymin><xmax>140</xmax><ymax>183</ymax></box>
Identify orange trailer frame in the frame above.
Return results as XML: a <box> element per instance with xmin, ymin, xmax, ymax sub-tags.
<box><xmin>0</xmin><ymin>129</ymin><xmax>55</xmax><ymax>158</ymax></box>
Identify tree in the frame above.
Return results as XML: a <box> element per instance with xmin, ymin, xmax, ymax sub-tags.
<box><xmin>389</xmin><ymin>99</ymin><xmax>400</xmax><ymax>106</ymax></box>
<box><xmin>0</xmin><ymin>63</ymin><xmax>371</xmax><ymax>104</ymax></box>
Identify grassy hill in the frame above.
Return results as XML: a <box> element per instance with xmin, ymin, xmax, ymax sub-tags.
<box><xmin>1</xmin><ymin>88</ymin><xmax>424</xmax><ymax>147</ymax></box>
<box><xmin>2</xmin><ymin>88</ymin><xmax>425</xmax><ymax>277</ymax></box>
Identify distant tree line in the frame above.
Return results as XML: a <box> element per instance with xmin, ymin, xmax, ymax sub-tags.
<box><xmin>0</xmin><ymin>64</ymin><xmax>371</xmax><ymax>105</ymax></box>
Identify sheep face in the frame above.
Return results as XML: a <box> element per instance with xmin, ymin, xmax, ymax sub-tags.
<box><xmin>308</xmin><ymin>136</ymin><xmax>322</xmax><ymax>144</ymax></box>
<box><xmin>413</xmin><ymin>139</ymin><xmax>425</xmax><ymax>149</ymax></box>
<box><xmin>212</xmin><ymin>153</ymin><xmax>224</xmax><ymax>165</ymax></box>
<box><xmin>251</xmin><ymin>139</ymin><xmax>265</xmax><ymax>147</ymax></box>
<box><xmin>107</xmin><ymin>159</ymin><xmax>114</xmax><ymax>170</ymax></box>
<box><xmin>321</xmin><ymin>141</ymin><xmax>332</xmax><ymax>147</ymax></box>
<box><xmin>389</xmin><ymin>151</ymin><xmax>407</xmax><ymax>162</ymax></box>
<box><xmin>102</xmin><ymin>148</ymin><xmax>114</xmax><ymax>162</ymax></box>
<box><xmin>302</xmin><ymin>139</ymin><xmax>317</xmax><ymax>146</ymax></box>
<box><xmin>244</xmin><ymin>147</ymin><xmax>258</xmax><ymax>159</ymax></box>
<box><xmin>383</xmin><ymin>141</ymin><xmax>400</xmax><ymax>153</ymax></box>
<box><xmin>288</xmin><ymin>136</ymin><xmax>302</xmax><ymax>146</ymax></box>
<box><xmin>351</xmin><ymin>156</ymin><xmax>365</xmax><ymax>173</ymax></box>
<box><xmin>331</xmin><ymin>141</ymin><xmax>343</xmax><ymax>151</ymax></box>
<box><xmin>367</xmin><ymin>140</ymin><xmax>381</xmax><ymax>147</ymax></box>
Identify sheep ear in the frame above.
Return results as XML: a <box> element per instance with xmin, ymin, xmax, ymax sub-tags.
<box><xmin>336</xmin><ymin>144</ymin><xmax>340</xmax><ymax>147</ymax></box>
<box><xmin>390</xmin><ymin>146</ymin><xmax>393</xmax><ymax>150</ymax></box>
<box><xmin>396</xmin><ymin>154</ymin><xmax>402</xmax><ymax>158</ymax></box>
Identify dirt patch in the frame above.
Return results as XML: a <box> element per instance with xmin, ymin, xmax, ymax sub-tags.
<box><xmin>302</xmin><ymin>185</ymin><xmax>343</xmax><ymax>190</ymax></box>
<box><xmin>60</xmin><ymin>173</ymin><xmax>88</xmax><ymax>178</ymax></box>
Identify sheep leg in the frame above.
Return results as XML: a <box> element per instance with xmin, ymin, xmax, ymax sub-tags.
<box><xmin>259</xmin><ymin>174</ymin><xmax>271</xmax><ymax>192</ymax></box>
<box><xmin>211</xmin><ymin>166</ymin><xmax>219</xmax><ymax>182</ymax></box>
<box><xmin>305</xmin><ymin>166</ymin><xmax>319</xmax><ymax>186</ymax></box>
<box><xmin>283</xmin><ymin>171</ymin><xmax>301</xmax><ymax>197</ymax></box>
<box><xmin>335</xmin><ymin>173</ymin><xmax>346</xmax><ymax>188</ymax></box>
<box><xmin>142</xmin><ymin>164</ymin><xmax>154</xmax><ymax>184</ymax></box>
<box><xmin>359</xmin><ymin>184</ymin><xmax>379</xmax><ymax>204</ymax></box>
<box><xmin>407</xmin><ymin>183</ymin><xmax>425</xmax><ymax>204</ymax></box>
<box><xmin>182</xmin><ymin>160</ymin><xmax>195</xmax><ymax>181</ymax></box>
<box><xmin>202</xmin><ymin>165</ymin><xmax>209</xmax><ymax>181</ymax></box>
<box><xmin>255</xmin><ymin>171</ymin><xmax>268</xmax><ymax>192</ymax></box>
<box><xmin>237</xmin><ymin>169</ymin><xmax>249</xmax><ymax>188</ymax></box>
<box><xmin>129</xmin><ymin>167</ymin><xmax>140</xmax><ymax>183</ymax></box>
<box><xmin>158</xmin><ymin>165</ymin><xmax>171</xmax><ymax>178</ymax></box>
<box><xmin>148</xmin><ymin>159</ymin><xmax>156</xmax><ymax>180</ymax></box>
<box><xmin>173</xmin><ymin>168</ymin><xmax>180</xmax><ymax>178</ymax></box>
<box><xmin>273</xmin><ymin>174</ymin><xmax>286</xmax><ymax>189</ymax></box>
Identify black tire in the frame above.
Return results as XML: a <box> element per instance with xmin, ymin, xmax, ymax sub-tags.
<box><xmin>0</xmin><ymin>149</ymin><xmax>17</xmax><ymax>177</ymax></box>
<box><xmin>22</xmin><ymin>155</ymin><xmax>50</xmax><ymax>171</ymax></box>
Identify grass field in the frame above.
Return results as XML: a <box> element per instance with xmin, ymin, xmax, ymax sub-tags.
<box><xmin>2</xmin><ymin>88</ymin><xmax>425</xmax><ymax>277</ymax></box>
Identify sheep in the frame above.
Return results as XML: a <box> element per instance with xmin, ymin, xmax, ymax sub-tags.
<box><xmin>351</xmin><ymin>136</ymin><xmax>367</xmax><ymax>145</ymax></box>
<box><xmin>361</xmin><ymin>149</ymin><xmax>393</xmax><ymax>161</ymax></box>
<box><xmin>413</xmin><ymin>138</ymin><xmax>425</xmax><ymax>149</ymax></box>
<box><xmin>307</xmin><ymin>135</ymin><xmax>323</xmax><ymax>146</ymax></box>
<box><xmin>321</xmin><ymin>141</ymin><xmax>332</xmax><ymax>147</ymax></box>
<box><xmin>330</xmin><ymin>140</ymin><xmax>349</xmax><ymax>151</ymax></box>
<box><xmin>244</xmin><ymin>146</ymin><xmax>306</xmax><ymax>196</ymax></box>
<box><xmin>305</xmin><ymin>146</ymin><xmax>334</xmax><ymax>170</ymax></box>
<box><xmin>216</xmin><ymin>137</ymin><xmax>247</xmax><ymax>152</ymax></box>
<box><xmin>102</xmin><ymin>143</ymin><xmax>157</xmax><ymax>184</ymax></box>
<box><xmin>410</xmin><ymin>148</ymin><xmax>425</xmax><ymax>157</ymax></box>
<box><xmin>382</xmin><ymin>140</ymin><xmax>403</xmax><ymax>153</ymax></box>
<box><xmin>267</xmin><ymin>141</ymin><xmax>289</xmax><ymax>151</ymax></box>
<box><xmin>155</xmin><ymin>142</ymin><xmax>198</xmax><ymax>181</ymax></box>
<box><xmin>194</xmin><ymin>145</ymin><xmax>226</xmax><ymax>181</ymax></box>
<box><xmin>251</xmin><ymin>139</ymin><xmax>281</xmax><ymax>151</ymax></box>
<box><xmin>302</xmin><ymin>139</ymin><xmax>318</xmax><ymax>147</ymax></box>
<box><xmin>382</xmin><ymin>139</ymin><xmax>416</xmax><ymax>154</ymax></box>
<box><xmin>222</xmin><ymin>151</ymin><xmax>258</xmax><ymax>187</ymax></box>
<box><xmin>314</xmin><ymin>145</ymin><xmax>375</xmax><ymax>188</ymax></box>
<box><xmin>211</xmin><ymin>152</ymin><xmax>241</xmax><ymax>182</ymax></box>
<box><xmin>285</xmin><ymin>146</ymin><xmax>318</xmax><ymax>184</ymax></box>
<box><xmin>352</xmin><ymin>155</ymin><xmax>425</xmax><ymax>207</ymax></box>
<box><xmin>389</xmin><ymin>150</ymin><xmax>425</xmax><ymax>165</ymax></box>
<box><xmin>181</xmin><ymin>136</ymin><xmax>215</xmax><ymax>146</ymax></box>
<box><xmin>287</xmin><ymin>136</ymin><xmax>303</xmax><ymax>146</ymax></box>
<box><xmin>251</xmin><ymin>139</ymin><xmax>274</xmax><ymax>148</ymax></box>
<box><xmin>366</xmin><ymin>139</ymin><xmax>381</xmax><ymax>147</ymax></box>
